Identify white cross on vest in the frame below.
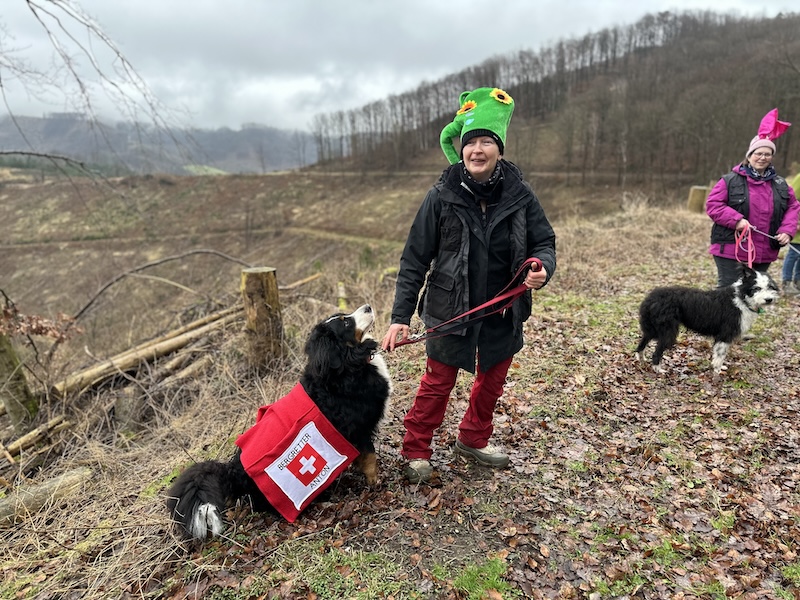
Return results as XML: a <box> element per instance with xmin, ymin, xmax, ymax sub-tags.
<box><xmin>299</xmin><ymin>455</ymin><xmax>317</xmax><ymax>475</ymax></box>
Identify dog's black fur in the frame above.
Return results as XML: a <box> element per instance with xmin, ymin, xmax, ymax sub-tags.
<box><xmin>166</xmin><ymin>304</ymin><xmax>391</xmax><ymax>540</ymax></box>
<box><xmin>635</xmin><ymin>266</ymin><xmax>779</xmax><ymax>374</ymax></box>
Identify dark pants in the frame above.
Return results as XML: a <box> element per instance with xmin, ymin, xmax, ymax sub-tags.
<box><xmin>713</xmin><ymin>256</ymin><xmax>769</xmax><ymax>288</ymax></box>
<box><xmin>401</xmin><ymin>355</ymin><xmax>513</xmax><ymax>460</ymax></box>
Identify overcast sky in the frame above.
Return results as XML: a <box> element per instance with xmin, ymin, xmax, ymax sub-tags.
<box><xmin>0</xmin><ymin>0</ymin><xmax>794</xmax><ymax>132</ymax></box>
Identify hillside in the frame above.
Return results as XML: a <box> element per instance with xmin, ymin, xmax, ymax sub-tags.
<box><xmin>0</xmin><ymin>169</ymin><xmax>642</xmax><ymax>366</ymax></box>
<box><xmin>1</xmin><ymin>172</ymin><xmax>799</xmax><ymax>599</ymax></box>
<box><xmin>0</xmin><ymin>115</ymin><xmax>316</xmax><ymax>175</ymax></box>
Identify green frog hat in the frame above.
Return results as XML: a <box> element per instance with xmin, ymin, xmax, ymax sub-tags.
<box><xmin>439</xmin><ymin>87</ymin><xmax>515</xmax><ymax>165</ymax></box>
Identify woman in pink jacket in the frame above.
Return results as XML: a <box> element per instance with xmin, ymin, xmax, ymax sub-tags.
<box><xmin>706</xmin><ymin>108</ymin><xmax>799</xmax><ymax>287</ymax></box>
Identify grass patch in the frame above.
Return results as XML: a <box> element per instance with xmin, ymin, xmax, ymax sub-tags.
<box><xmin>781</xmin><ymin>561</ymin><xmax>800</xmax><ymax>586</ymax></box>
<box><xmin>203</xmin><ymin>536</ymin><xmax>415</xmax><ymax>600</ymax></box>
<box><xmin>593</xmin><ymin>572</ymin><xmax>648</xmax><ymax>597</ymax></box>
<box><xmin>449</xmin><ymin>556</ymin><xmax>518</xmax><ymax>600</ymax></box>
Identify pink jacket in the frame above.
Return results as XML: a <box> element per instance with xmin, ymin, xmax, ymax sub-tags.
<box><xmin>706</xmin><ymin>165</ymin><xmax>799</xmax><ymax>263</ymax></box>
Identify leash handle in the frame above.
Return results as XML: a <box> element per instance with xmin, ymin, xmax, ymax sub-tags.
<box><xmin>735</xmin><ymin>223</ymin><xmax>755</xmax><ymax>269</ymax></box>
<box><xmin>395</xmin><ymin>257</ymin><xmax>543</xmax><ymax>348</ymax></box>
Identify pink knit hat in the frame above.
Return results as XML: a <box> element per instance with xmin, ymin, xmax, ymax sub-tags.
<box><xmin>747</xmin><ymin>108</ymin><xmax>791</xmax><ymax>156</ymax></box>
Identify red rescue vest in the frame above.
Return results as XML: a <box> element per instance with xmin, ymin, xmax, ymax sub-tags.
<box><xmin>235</xmin><ymin>383</ymin><xmax>359</xmax><ymax>522</ymax></box>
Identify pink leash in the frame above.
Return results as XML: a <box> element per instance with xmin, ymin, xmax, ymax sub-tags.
<box><xmin>737</xmin><ymin>225</ymin><xmax>800</xmax><ymax>264</ymax></box>
<box><xmin>394</xmin><ymin>257</ymin><xmax>542</xmax><ymax>347</ymax></box>
<box><xmin>735</xmin><ymin>223</ymin><xmax>755</xmax><ymax>268</ymax></box>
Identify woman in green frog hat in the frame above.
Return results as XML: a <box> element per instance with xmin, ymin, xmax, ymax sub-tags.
<box><xmin>382</xmin><ymin>86</ymin><xmax>557</xmax><ymax>483</ymax></box>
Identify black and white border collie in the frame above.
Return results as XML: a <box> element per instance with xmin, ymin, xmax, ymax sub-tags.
<box><xmin>635</xmin><ymin>267</ymin><xmax>779</xmax><ymax>374</ymax></box>
<box><xmin>166</xmin><ymin>304</ymin><xmax>392</xmax><ymax>540</ymax></box>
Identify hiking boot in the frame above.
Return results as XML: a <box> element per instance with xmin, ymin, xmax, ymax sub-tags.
<box><xmin>454</xmin><ymin>440</ymin><xmax>509</xmax><ymax>468</ymax></box>
<box><xmin>784</xmin><ymin>281</ymin><xmax>800</xmax><ymax>296</ymax></box>
<box><xmin>404</xmin><ymin>459</ymin><xmax>432</xmax><ymax>484</ymax></box>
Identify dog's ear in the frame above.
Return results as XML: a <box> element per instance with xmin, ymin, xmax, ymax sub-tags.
<box><xmin>740</xmin><ymin>265</ymin><xmax>757</xmax><ymax>281</ymax></box>
<box><xmin>345</xmin><ymin>338</ymin><xmax>378</xmax><ymax>367</ymax></box>
<box><xmin>305</xmin><ymin>326</ymin><xmax>343</xmax><ymax>377</ymax></box>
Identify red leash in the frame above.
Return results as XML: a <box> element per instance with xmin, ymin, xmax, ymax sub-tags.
<box><xmin>394</xmin><ymin>257</ymin><xmax>542</xmax><ymax>347</ymax></box>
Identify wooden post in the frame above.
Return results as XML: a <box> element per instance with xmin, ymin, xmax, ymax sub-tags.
<box><xmin>0</xmin><ymin>334</ymin><xmax>38</xmax><ymax>435</ymax></box>
<box><xmin>240</xmin><ymin>267</ymin><xmax>284</xmax><ymax>368</ymax></box>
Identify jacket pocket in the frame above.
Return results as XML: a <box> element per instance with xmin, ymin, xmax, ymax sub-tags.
<box><xmin>440</xmin><ymin>224</ymin><xmax>461</xmax><ymax>253</ymax></box>
<box><xmin>513</xmin><ymin>290</ymin><xmax>532</xmax><ymax>326</ymax></box>
<box><xmin>424</xmin><ymin>270</ymin><xmax>455</xmax><ymax>321</ymax></box>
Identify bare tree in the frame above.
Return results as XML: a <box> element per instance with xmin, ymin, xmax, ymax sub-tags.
<box><xmin>0</xmin><ymin>0</ymin><xmax>191</xmax><ymax>174</ymax></box>
<box><xmin>0</xmin><ymin>1</ymin><xmax>196</xmax><ymax>430</ymax></box>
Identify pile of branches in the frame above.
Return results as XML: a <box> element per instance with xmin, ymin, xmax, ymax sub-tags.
<box><xmin>0</xmin><ymin>304</ymin><xmax>244</xmax><ymax>522</ymax></box>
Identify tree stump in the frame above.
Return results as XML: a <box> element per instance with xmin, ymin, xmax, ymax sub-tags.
<box><xmin>687</xmin><ymin>185</ymin><xmax>709</xmax><ymax>213</ymax></box>
<box><xmin>0</xmin><ymin>334</ymin><xmax>38</xmax><ymax>435</ymax></box>
<box><xmin>240</xmin><ymin>267</ymin><xmax>284</xmax><ymax>369</ymax></box>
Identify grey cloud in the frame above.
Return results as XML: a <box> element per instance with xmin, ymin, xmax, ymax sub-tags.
<box><xmin>0</xmin><ymin>0</ymin><xmax>792</xmax><ymax>131</ymax></box>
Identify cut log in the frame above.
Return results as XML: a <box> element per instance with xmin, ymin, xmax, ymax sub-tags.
<box><xmin>100</xmin><ymin>305</ymin><xmax>241</xmax><ymax>366</ymax></box>
<box><xmin>279</xmin><ymin>272</ymin><xmax>321</xmax><ymax>291</ymax></box>
<box><xmin>337</xmin><ymin>282</ymin><xmax>348</xmax><ymax>311</ymax></box>
<box><xmin>0</xmin><ymin>439</ymin><xmax>16</xmax><ymax>465</ymax></box>
<box><xmin>162</xmin><ymin>353</ymin><xmax>214</xmax><ymax>386</ymax></box>
<box><xmin>4</xmin><ymin>415</ymin><xmax>69</xmax><ymax>459</ymax></box>
<box><xmin>51</xmin><ymin>312</ymin><xmax>241</xmax><ymax>398</ymax></box>
<box><xmin>0</xmin><ymin>466</ymin><xmax>92</xmax><ymax>525</ymax></box>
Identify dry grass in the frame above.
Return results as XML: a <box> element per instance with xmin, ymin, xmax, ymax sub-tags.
<box><xmin>2</xmin><ymin>184</ymin><xmax>799</xmax><ymax>599</ymax></box>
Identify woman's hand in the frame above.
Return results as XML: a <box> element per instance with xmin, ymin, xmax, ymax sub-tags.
<box><xmin>381</xmin><ymin>323</ymin><xmax>409</xmax><ymax>352</ymax></box>
<box><xmin>776</xmin><ymin>233</ymin><xmax>791</xmax><ymax>246</ymax></box>
<box><xmin>524</xmin><ymin>266</ymin><xmax>548</xmax><ymax>290</ymax></box>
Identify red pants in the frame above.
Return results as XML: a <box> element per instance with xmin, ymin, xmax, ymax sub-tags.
<box><xmin>401</xmin><ymin>355</ymin><xmax>513</xmax><ymax>460</ymax></box>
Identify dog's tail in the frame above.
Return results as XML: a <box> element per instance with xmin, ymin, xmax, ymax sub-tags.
<box><xmin>166</xmin><ymin>456</ymin><xmax>248</xmax><ymax>540</ymax></box>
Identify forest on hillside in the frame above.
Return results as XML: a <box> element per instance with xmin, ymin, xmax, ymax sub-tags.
<box><xmin>310</xmin><ymin>11</ymin><xmax>800</xmax><ymax>186</ymax></box>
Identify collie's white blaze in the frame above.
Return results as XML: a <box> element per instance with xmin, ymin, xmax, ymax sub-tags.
<box><xmin>190</xmin><ymin>503</ymin><xmax>224</xmax><ymax>539</ymax></box>
<box><xmin>735</xmin><ymin>270</ymin><xmax>779</xmax><ymax>336</ymax></box>
<box><xmin>748</xmin><ymin>271</ymin><xmax>780</xmax><ymax>307</ymax></box>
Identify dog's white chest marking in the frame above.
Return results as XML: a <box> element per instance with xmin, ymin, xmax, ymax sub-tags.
<box><xmin>370</xmin><ymin>353</ymin><xmax>392</xmax><ymax>388</ymax></box>
<box><xmin>369</xmin><ymin>352</ymin><xmax>392</xmax><ymax>420</ymax></box>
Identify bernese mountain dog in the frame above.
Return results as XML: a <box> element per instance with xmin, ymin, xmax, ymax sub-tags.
<box><xmin>635</xmin><ymin>266</ymin><xmax>779</xmax><ymax>374</ymax></box>
<box><xmin>166</xmin><ymin>304</ymin><xmax>392</xmax><ymax>540</ymax></box>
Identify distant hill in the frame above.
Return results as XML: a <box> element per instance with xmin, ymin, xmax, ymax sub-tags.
<box><xmin>3</xmin><ymin>11</ymin><xmax>798</xmax><ymax>182</ymax></box>
<box><xmin>0</xmin><ymin>113</ymin><xmax>317</xmax><ymax>175</ymax></box>
<box><xmin>310</xmin><ymin>11</ymin><xmax>800</xmax><ymax>184</ymax></box>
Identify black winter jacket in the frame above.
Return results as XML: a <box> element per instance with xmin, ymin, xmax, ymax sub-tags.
<box><xmin>390</xmin><ymin>160</ymin><xmax>556</xmax><ymax>373</ymax></box>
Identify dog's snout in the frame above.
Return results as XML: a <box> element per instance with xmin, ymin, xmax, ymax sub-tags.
<box><xmin>364</xmin><ymin>304</ymin><xmax>372</xmax><ymax>313</ymax></box>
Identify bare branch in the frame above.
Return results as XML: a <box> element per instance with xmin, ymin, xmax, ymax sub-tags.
<box><xmin>1</xmin><ymin>1</ymin><xmax>200</xmax><ymax>174</ymax></box>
